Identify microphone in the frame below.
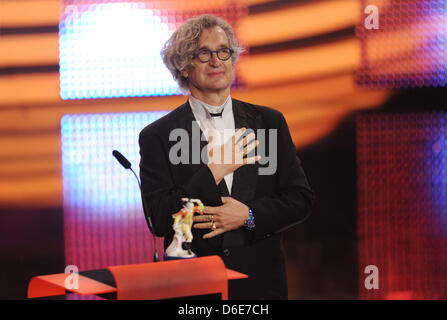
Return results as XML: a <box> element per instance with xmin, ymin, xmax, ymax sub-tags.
<box><xmin>112</xmin><ymin>150</ymin><xmax>131</xmax><ymax>169</ymax></box>
<box><xmin>112</xmin><ymin>150</ymin><xmax>159</xmax><ymax>262</ymax></box>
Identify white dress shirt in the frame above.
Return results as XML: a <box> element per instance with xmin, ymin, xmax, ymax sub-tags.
<box><xmin>188</xmin><ymin>95</ymin><xmax>235</xmax><ymax>195</ymax></box>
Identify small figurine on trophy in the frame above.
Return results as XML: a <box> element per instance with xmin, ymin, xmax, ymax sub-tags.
<box><xmin>165</xmin><ymin>197</ymin><xmax>204</xmax><ymax>259</ymax></box>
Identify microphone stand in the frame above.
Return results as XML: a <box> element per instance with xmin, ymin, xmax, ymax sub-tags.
<box><xmin>112</xmin><ymin>150</ymin><xmax>159</xmax><ymax>262</ymax></box>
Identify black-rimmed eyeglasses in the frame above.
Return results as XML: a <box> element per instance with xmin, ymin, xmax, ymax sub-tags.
<box><xmin>193</xmin><ymin>47</ymin><xmax>234</xmax><ymax>63</ymax></box>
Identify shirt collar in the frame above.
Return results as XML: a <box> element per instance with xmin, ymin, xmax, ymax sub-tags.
<box><xmin>189</xmin><ymin>95</ymin><xmax>231</xmax><ymax>120</ymax></box>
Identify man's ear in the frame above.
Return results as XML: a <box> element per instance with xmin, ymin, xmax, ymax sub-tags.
<box><xmin>181</xmin><ymin>69</ymin><xmax>188</xmax><ymax>79</ymax></box>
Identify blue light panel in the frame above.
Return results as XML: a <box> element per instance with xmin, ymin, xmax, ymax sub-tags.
<box><xmin>59</xmin><ymin>1</ymin><xmax>180</xmax><ymax>99</ymax></box>
<box><xmin>61</xmin><ymin>111</ymin><xmax>168</xmax><ymax>271</ymax></box>
<box><xmin>61</xmin><ymin>111</ymin><xmax>168</xmax><ymax>212</ymax></box>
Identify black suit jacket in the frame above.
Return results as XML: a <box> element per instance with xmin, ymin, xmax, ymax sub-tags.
<box><xmin>139</xmin><ymin>98</ymin><xmax>315</xmax><ymax>299</ymax></box>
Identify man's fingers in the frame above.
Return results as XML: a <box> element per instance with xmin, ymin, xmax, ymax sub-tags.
<box><xmin>243</xmin><ymin>139</ymin><xmax>259</xmax><ymax>155</ymax></box>
<box><xmin>203</xmin><ymin>206</ymin><xmax>218</xmax><ymax>214</ymax></box>
<box><xmin>244</xmin><ymin>155</ymin><xmax>261</xmax><ymax>164</ymax></box>
<box><xmin>238</xmin><ymin>132</ymin><xmax>255</xmax><ymax>147</ymax></box>
<box><xmin>203</xmin><ymin>228</ymin><xmax>225</xmax><ymax>239</ymax></box>
<box><xmin>207</xmin><ymin>134</ymin><xmax>216</xmax><ymax>147</ymax></box>
<box><xmin>221</xmin><ymin>196</ymin><xmax>231</xmax><ymax>203</ymax></box>
<box><xmin>237</xmin><ymin>136</ymin><xmax>256</xmax><ymax>154</ymax></box>
<box><xmin>193</xmin><ymin>214</ymin><xmax>214</xmax><ymax>222</ymax></box>
<box><xmin>194</xmin><ymin>222</ymin><xmax>214</xmax><ymax>229</ymax></box>
<box><xmin>234</xmin><ymin>127</ymin><xmax>247</xmax><ymax>143</ymax></box>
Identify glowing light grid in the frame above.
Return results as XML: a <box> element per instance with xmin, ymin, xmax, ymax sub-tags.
<box><xmin>357</xmin><ymin>0</ymin><xmax>447</xmax><ymax>88</ymax></box>
<box><xmin>59</xmin><ymin>2</ymin><xmax>179</xmax><ymax>99</ymax></box>
<box><xmin>357</xmin><ymin>113</ymin><xmax>447</xmax><ymax>300</ymax></box>
<box><xmin>61</xmin><ymin>111</ymin><xmax>168</xmax><ymax>270</ymax></box>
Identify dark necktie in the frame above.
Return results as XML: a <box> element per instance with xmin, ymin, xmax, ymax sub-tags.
<box><xmin>209</xmin><ymin>111</ymin><xmax>223</xmax><ymax>117</ymax></box>
<box><xmin>209</xmin><ymin>105</ymin><xmax>225</xmax><ymax>118</ymax></box>
<box><xmin>218</xmin><ymin>179</ymin><xmax>230</xmax><ymax>197</ymax></box>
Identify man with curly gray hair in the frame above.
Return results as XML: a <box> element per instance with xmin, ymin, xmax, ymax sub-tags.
<box><xmin>161</xmin><ymin>14</ymin><xmax>244</xmax><ymax>95</ymax></box>
<box><xmin>139</xmin><ymin>14</ymin><xmax>314</xmax><ymax>300</ymax></box>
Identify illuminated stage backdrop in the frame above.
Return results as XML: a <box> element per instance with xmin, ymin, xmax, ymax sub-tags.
<box><xmin>59</xmin><ymin>0</ymin><xmax>247</xmax><ymax>99</ymax></box>
<box><xmin>61</xmin><ymin>111</ymin><xmax>168</xmax><ymax>270</ymax></box>
<box><xmin>357</xmin><ymin>0</ymin><xmax>447</xmax><ymax>88</ymax></box>
<box><xmin>357</xmin><ymin>113</ymin><xmax>447</xmax><ymax>300</ymax></box>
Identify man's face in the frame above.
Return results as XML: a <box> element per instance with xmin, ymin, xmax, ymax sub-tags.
<box><xmin>182</xmin><ymin>26</ymin><xmax>234</xmax><ymax>95</ymax></box>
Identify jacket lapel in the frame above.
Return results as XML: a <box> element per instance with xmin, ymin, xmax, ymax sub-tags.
<box><xmin>181</xmin><ymin>101</ymin><xmax>209</xmax><ymax>177</ymax></box>
<box><xmin>222</xmin><ymin>99</ymin><xmax>260</xmax><ymax>247</ymax></box>
<box><xmin>230</xmin><ymin>99</ymin><xmax>259</xmax><ymax>203</ymax></box>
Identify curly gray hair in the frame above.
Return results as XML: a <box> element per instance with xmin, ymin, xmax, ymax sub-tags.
<box><xmin>160</xmin><ymin>14</ymin><xmax>245</xmax><ymax>93</ymax></box>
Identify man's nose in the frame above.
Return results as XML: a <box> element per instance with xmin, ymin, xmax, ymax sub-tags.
<box><xmin>209</xmin><ymin>52</ymin><xmax>220</xmax><ymax>66</ymax></box>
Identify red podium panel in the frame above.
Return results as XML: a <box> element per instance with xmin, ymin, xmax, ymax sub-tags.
<box><xmin>108</xmin><ymin>256</ymin><xmax>244</xmax><ymax>300</ymax></box>
<box><xmin>28</xmin><ymin>256</ymin><xmax>247</xmax><ymax>299</ymax></box>
<box><xmin>28</xmin><ymin>274</ymin><xmax>116</xmax><ymax>299</ymax></box>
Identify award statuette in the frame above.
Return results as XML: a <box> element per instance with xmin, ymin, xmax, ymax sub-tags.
<box><xmin>164</xmin><ymin>198</ymin><xmax>204</xmax><ymax>260</ymax></box>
